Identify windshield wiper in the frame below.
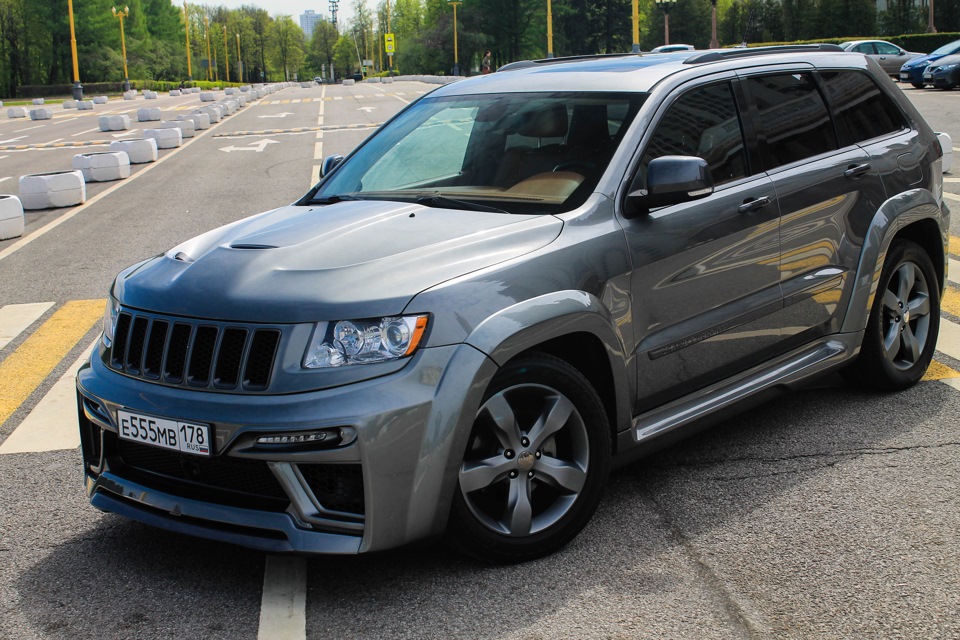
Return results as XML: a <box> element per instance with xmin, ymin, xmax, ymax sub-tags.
<box><xmin>415</xmin><ymin>195</ymin><xmax>507</xmax><ymax>214</ymax></box>
<box><xmin>308</xmin><ymin>194</ymin><xmax>361</xmax><ymax>204</ymax></box>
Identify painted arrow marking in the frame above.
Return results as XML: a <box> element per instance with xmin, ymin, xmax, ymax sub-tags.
<box><xmin>112</xmin><ymin>130</ymin><xmax>138</xmax><ymax>138</ymax></box>
<box><xmin>257</xmin><ymin>112</ymin><xmax>294</xmax><ymax>118</ymax></box>
<box><xmin>0</xmin><ymin>136</ymin><xmax>27</xmax><ymax>145</ymax></box>
<box><xmin>219</xmin><ymin>139</ymin><xmax>281</xmax><ymax>153</ymax></box>
<box><xmin>357</xmin><ymin>107</ymin><xmax>376</xmax><ymax>112</ymax></box>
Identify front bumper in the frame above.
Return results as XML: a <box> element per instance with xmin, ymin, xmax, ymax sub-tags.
<box><xmin>77</xmin><ymin>341</ymin><xmax>496</xmax><ymax>554</ymax></box>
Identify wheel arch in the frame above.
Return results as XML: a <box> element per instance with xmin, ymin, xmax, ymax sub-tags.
<box><xmin>840</xmin><ymin>191</ymin><xmax>948</xmax><ymax>334</ymax></box>
<box><xmin>463</xmin><ymin>290</ymin><xmax>634</xmax><ymax>439</ymax></box>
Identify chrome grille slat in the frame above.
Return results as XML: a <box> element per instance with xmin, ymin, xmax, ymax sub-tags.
<box><xmin>108</xmin><ymin>309</ymin><xmax>281</xmax><ymax>392</ymax></box>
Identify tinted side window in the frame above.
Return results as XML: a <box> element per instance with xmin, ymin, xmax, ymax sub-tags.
<box><xmin>642</xmin><ymin>82</ymin><xmax>747</xmax><ymax>187</ymax></box>
<box><xmin>874</xmin><ymin>42</ymin><xmax>900</xmax><ymax>55</ymax></box>
<box><xmin>744</xmin><ymin>73</ymin><xmax>837</xmax><ymax>169</ymax></box>
<box><xmin>820</xmin><ymin>71</ymin><xmax>906</xmax><ymax>146</ymax></box>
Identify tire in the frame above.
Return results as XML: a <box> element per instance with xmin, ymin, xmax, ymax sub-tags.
<box><xmin>910</xmin><ymin>82</ymin><xmax>925</xmax><ymax>89</ymax></box>
<box><xmin>447</xmin><ymin>352</ymin><xmax>611</xmax><ymax>563</ymax></box>
<box><xmin>845</xmin><ymin>239</ymin><xmax>940</xmax><ymax>391</ymax></box>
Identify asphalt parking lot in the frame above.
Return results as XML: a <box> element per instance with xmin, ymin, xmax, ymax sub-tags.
<box><xmin>0</xmin><ymin>78</ymin><xmax>959</xmax><ymax>639</ymax></box>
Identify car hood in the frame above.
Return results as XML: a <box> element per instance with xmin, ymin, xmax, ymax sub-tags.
<box><xmin>929</xmin><ymin>53</ymin><xmax>960</xmax><ymax>68</ymax></box>
<box><xmin>115</xmin><ymin>200</ymin><xmax>563</xmax><ymax>323</ymax></box>
<box><xmin>904</xmin><ymin>52</ymin><xmax>952</xmax><ymax>68</ymax></box>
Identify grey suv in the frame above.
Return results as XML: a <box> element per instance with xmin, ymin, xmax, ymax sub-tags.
<box><xmin>77</xmin><ymin>45</ymin><xmax>949</xmax><ymax>563</ymax></box>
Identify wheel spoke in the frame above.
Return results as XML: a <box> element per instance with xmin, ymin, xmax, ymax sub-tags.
<box><xmin>882</xmin><ymin>289</ymin><xmax>900</xmax><ymax>315</ymax></box>
<box><xmin>882</xmin><ymin>323</ymin><xmax>900</xmax><ymax>361</ymax></box>
<box><xmin>901</xmin><ymin>324</ymin><xmax>921</xmax><ymax>364</ymax></box>
<box><xmin>527</xmin><ymin>394</ymin><xmax>574</xmax><ymax>451</ymax></box>
<box><xmin>480</xmin><ymin>393</ymin><xmax>520</xmax><ymax>449</ymax></box>
<box><xmin>908</xmin><ymin>292</ymin><xmax>930</xmax><ymax>318</ymax></box>
<box><xmin>896</xmin><ymin>263</ymin><xmax>915</xmax><ymax>304</ymax></box>
<box><xmin>459</xmin><ymin>456</ymin><xmax>513</xmax><ymax>494</ymax></box>
<box><xmin>505</xmin><ymin>477</ymin><xmax>533</xmax><ymax>536</ymax></box>
<box><xmin>536</xmin><ymin>454</ymin><xmax>587</xmax><ymax>494</ymax></box>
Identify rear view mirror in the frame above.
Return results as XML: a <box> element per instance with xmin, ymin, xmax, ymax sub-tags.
<box><xmin>320</xmin><ymin>154</ymin><xmax>345</xmax><ymax>179</ymax></box>
<box><xmin>624</xmin><ymin>155</ymin><xmax>714</xmax><ymax>217</ymax></box>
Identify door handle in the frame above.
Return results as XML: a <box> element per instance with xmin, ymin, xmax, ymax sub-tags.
<box><xmin>844</xmin><ymin>163</ymin><xmax>871</xmax><ymax>179</ymax></box>
<box><xmin>738</xmin><ymin>196</ymin><xmax>771</xmax><ymax>214</ymax></box>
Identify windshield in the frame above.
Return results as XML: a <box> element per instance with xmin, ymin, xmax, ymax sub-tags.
<box><xmin>310</xmin><ymin>91</ymin><xmax>645</xmax><ymax>214</ymax></box>
<box><xmin>931</xmin><ymin>41</ymin><xmax>960</xmax><ymax>56</ymax></box>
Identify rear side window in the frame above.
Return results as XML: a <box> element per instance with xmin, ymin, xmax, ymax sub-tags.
<box><xmin>743</xmin><ymin>73</ymin><xmax>837</xmax><ymax>169</ymax></box>
<box><xmin>641</xmin><ymin>81</ymin><xmax>748</xmax><ymax>187</ymax></box>
<box><xmin>819</xmin><ymin>71</ymin><xmax>906</xmax><ymax>146</ymax></box>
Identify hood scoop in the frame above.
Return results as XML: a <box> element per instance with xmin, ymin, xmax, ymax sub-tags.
<box><xmin>230</xmin><ymin>243</ymin><xmax>278</xmax><ymax>250</ymax></box>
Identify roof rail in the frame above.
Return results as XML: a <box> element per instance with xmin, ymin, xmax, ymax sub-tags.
<box><xmin>684</xmin><ymin>44</ymin><xmax>844</xmax><ymax>65</ymax></box>
<box><xmin>498</xmin><ymin>52</ymin><xmax>640</xmax><ymax>73</ymax></box>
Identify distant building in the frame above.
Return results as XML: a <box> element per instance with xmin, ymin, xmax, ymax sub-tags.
<box><xmin>300</xmin><ymin>10</ymin><xmax>326</xmax><ymax>40</ymax></box>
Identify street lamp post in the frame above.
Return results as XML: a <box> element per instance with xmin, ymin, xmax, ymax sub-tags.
<box><xmin>547</xmin><ymin>0</ymin><xmax>554</xmax><ymax>58</ymax></box>
<box><xmin>927</xmin><ymin>0</ymin><xmax>937</xmax><ymax>33</ymax></box>
<box><xmin>631</xmin><ymin>0</ymin><xmax>640</xmax><ymax>53</ymax></box>
<box><xmin>68</xmin><ymin>0</ymin><xmax>83</xmax><ymax>99</ymax></box>
<box><xmin>236</xmin><ymin>33</ymin><xmax>242</xmax><ymax>83</ymax></box>
<box><xmin>222</xmin><ymin>25</ymin><xmax>229</xmax><ymax>83</ymax></box>
<box><xmin>709</xmin><ymin>0</ymin><xmax>719</xmax><ymax>48</ymax></box>
<box><xmin>184</xmin><ymin>1</ymin><xmax>192</xmax><ymax>81</ymax></box>
<box><xmin>656</xmin><ymin>0</ymin><xmax>678</xmax><ymax>46</ymax></box>
<box><xmin>447</xmin><ymin>0</ymin><xmax>461</xmax><ymax>76</ymax></box>
<box><xmin>204</xmin><ymin>16</ymin><xmax>212</xmax><ymax>81</ymax></box>
<box><xmin>112</xmin><ymin>6</ymin><xmax>131</xmax><ymax>91</ymax></box>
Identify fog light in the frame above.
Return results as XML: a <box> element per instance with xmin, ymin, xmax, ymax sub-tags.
<box><xmin>258</xmin><ymin>431</ymin><xmax>331</xmax><ymax>445</ymax></box>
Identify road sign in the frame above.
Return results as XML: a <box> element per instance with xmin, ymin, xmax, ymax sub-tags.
<box><xmin>385</xmin><ymin>33</ymin><xmax>395</xmax><ymax>54</ymax></box>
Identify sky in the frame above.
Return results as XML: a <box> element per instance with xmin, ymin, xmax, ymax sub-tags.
<box><xmin>210</xmin><ymin>0</ymin><xmax>360</xmax><ymax>25</ymax></box>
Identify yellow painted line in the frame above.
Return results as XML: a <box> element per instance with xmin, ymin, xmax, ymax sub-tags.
<box><xmin>943</xmin><ymin>287</ymin><xmax>960</xmax><ymax>319</ymax></box>
<box><xmin>922</xmin><ymin>360</ymin><xmax>960</xmax><ymax>381</ymax></box>
<box><xmin>0</xmin><ymin>302</ymin><xmax>54</xmax><ymax>351</ymax></box>
<box><xmin>0</xmin><ymin>337</ymin><xmax>97</xmax><ymax>454</ymax></box>
<box><xmin>0</xmin><ymin>300</ymin><xmax>104</xmax><ymax>428</ymax></box>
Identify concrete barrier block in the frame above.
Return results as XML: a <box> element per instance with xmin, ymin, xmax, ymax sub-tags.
<box><xmin>98</xmin><ymin>114</ymin><xmax>131</xmax><ymax>131</ymax></box>
<box><xmin>137</xmin><ymin>107</ymin><xmax>161</xmax><ymax>122</ymax></box>
<box><xmin>237</xmin><ymin>95</ymin><xmax>247</xmax><ymax>107</ymax></box>
<box><xmin>200</xmin><ymin>92</ymin><xmax>216</xmax><ymax>102</ymax></box>
<box><xmin>32</xmin><ymin>98</ymin><xmax>45</xmax><ymax>105</ymax></box>
<box><xmin>18</xmin><ymin>170</ymin><xmax>86</xmax><ymax>210</ymax></box>
<box><xmin>144</xmin><ymin>90</ymin><xmax>158</xmax><ymax>100</ymax></box>
<box><xmin>367</xmin><ymin>77</ymin><xmax>382</xmax><ymax>83</ymax></box>
<box><xmin>77</xmin><ymin>101</ymin><xmax>94</xmax><ymax>110</ymax></box>
<box><xmin>178</xmin><ymin>112</ymin><xmax>210</xmax><ymax>130</ymax></box>
<box><xmin>110</xmin><ymin>138</ymin><xmax>158</xmax><ymax>164</ymax></box>
<box><xmin>212</xmin><ymin>87</ymin><xmax>221</xmax><ymax>91</ymax></box>
<box><xmin>343</xmin><ymin>79</ymin><xmax>355</xmax><ymax>86</ymax></box>
<box><xmin>7</xmin><ymin>107</ymin><xmax>28</xmax><ymax>118</ymax></box>
<box><xmin>225</xmin><ymin>88</ymin><xmax>236</xmax><ymax>95</ymax></box>
<box><xmin>72</xmin><ymin>151</ymin><xmax>131</xmax><ymax>182</ymax></box>
<box><xmin>0</xmin><ymin>101</ymin><xmax>3</xmax><ymax>108</ymax></box>
<box><xmin>0</xmin><ymin>195</ymin><xmax>24</xmax><ymax>240</ymax></box>
<box><xmin>30</xmin><ymin>108</ymin><xmax>53</xmax><ymax>120</ymax></box>
<box><xmin>300</xmin><ymin>82</ymin><xmax>312</xmax><ymax>88</ymax></box>
<box><xmin>62</xmin><ymin>100</ymin><xmax>78</xmax><ymax>109</ymax></box>
<box><xmin>218</xmin><ymin>100</ymin><xmax>237</xmax><ymax>115</ymax></box>
<box><xmin>161</xmin><ymin>119</ymin><xmax>194</xmax><ymax>138</ymax></box>
<box><xmin>169</xmin><ymin>90</ymin><xmax>182</xmax><ymax>97</ymax></box>
<box><xmin>197</xmin><ymin>105</ymin><xmax>222</xmax><ymax>122</ymax></box>
<box><xmin>144</xmin><ymin>127</ymin><xmax>182</xmax><ymax>149</ymax></box>
<box><xmin>240</xmin><ymin>85</ymin><xmax>251</xmax><ymax>92</ymax></box>
<box><xmin>123</xmin><ymin>91</ymin><xmax>137</xmax><ymax>100</ymax></box>
<box><xmin>937</xmin><ymin>132</ymin><xmax>953</xmax><ymax>173</ymax></box>
<box><xmin>93</xmin><ymin>96</ymin><xmax>109</xmax><ymax>104</ymax></box>
<box><xmin>383</xmin><ymin>77</ymin><xmax>393</xmax><ymax>84</ymax></box>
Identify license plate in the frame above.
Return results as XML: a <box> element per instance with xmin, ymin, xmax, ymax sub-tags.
<box><xmin>118</xmin><ymin>410</ymin><xmax>212</xmax><ymax>456</ymax></box>
<box><xmin>924</xmin><ymin>72</ymin><xmax>933</xmax><ymax>79</ymax></box>
<box><xmin>900</xmin><ymin>73</ymin><xmax>908</xmax><ymax>81</ymax></box>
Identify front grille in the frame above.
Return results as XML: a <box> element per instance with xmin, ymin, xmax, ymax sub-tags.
<box><xmin>109</xmin><ymin>309</ymin><xmax>281</xmax><ymax>392</ymax></box>
<box><xmin>298</xmin><ymin>464</ymin><xmax>365</xmax><ymax>515</ymax></box>
<box><xmin>108</xmin><ymin>433</ymin><xmax>290</xmax><ymax>512</ymax></box>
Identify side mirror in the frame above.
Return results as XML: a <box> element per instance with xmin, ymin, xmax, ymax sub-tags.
<box><xmin>320</xmin><ymin>154</ymin><xmax>345</xmax><ymax>179</ymax></box>
<box><xmin>623</xmin><ymin>155</ymin><xmax>714</xmax><ymax>218</ymax></box>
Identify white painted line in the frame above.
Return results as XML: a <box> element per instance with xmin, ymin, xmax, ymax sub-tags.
<box><xmin>257</xmin><ymin>556</ymin><xmax>306</xmax><ymax>640</ymax></box>
<box><xmin>70</xmin><ymin>127</ymin><xmax>99</xmax><ymax>137</ymax></box>
<box><xmin>942</xmin><ymin>377</ymin><xmax>960</xmax><ymax>392</ymax></box>
<box><xmin>0</xmin><ymin>337</ymin><xmax>96</xmax><ymax>454</ymax></box>
<box><xmin>936</xmin><ymin>317</ymin><xmax>960</xmax><ymax>362</ymax></box>
<box><xmin>0</xmin><ymin>302</ymin><xmax>54</xmax><ymax>350</ymax></box>
<box><xmin>950</xmin><ymin>258</ymin><xmax>959</xmax><ymax>285</ymax></box>
<box><xmin>944</xmin><ymin>177</ymin><xmax>960</xmax><ymax>183</ymax></box>
<box><xmin>0</xmin><ymin>155</ymin><xmax>7</xmax><ymax>160</ymax></box>
<box><xmin>944</xmin><ymin>192</ymin><xmax>960</xmax><ymax>203</ymax></box>
<box><xmin>313</xmin><ymin>142</ymin><xmax>323</xmax><ymax>160</ymax></box>
<box><xmin>334</xmin><ymin>96</ymin><xmax>343</xmax><ymax>101</ymax></box>
<box><xmin>0</xmin><ymin>106</ymin><xmax>234</xmax><ymax>266</ymax></box>
<box><xmin>14</xmin><ymin>125</ymin><xmax>44</xmax><ymax>132</ymax></box>
<box><xmin>47</xmin><ymin>138</ymin><xmax>63</xmax><ymax>144</ymax></box>
<box><xmin>0</xmin><ymin>177</ymin><xmax>10</xmax><ymax>184</ymax></box>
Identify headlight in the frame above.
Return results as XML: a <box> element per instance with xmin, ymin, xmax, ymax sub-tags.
<box><xmin>102</xmin><ymin>297</ymin><xmax>120</xmax><ymax>347</ymax></box>
<box><xmin>940</xmin><ymin>63</ymin><xmax>960</xmax><ymax>71</ymax></box>
<box><xmin>303</xmin><ymin>315</ymin><xmax>428</xmax><ymax>368</ymax></box>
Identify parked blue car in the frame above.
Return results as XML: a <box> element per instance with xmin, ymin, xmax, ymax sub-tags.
<box><xmin>900</xmin><ymin>38</ymin><xmax>960</xmax><ymax>87</ymax></box>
